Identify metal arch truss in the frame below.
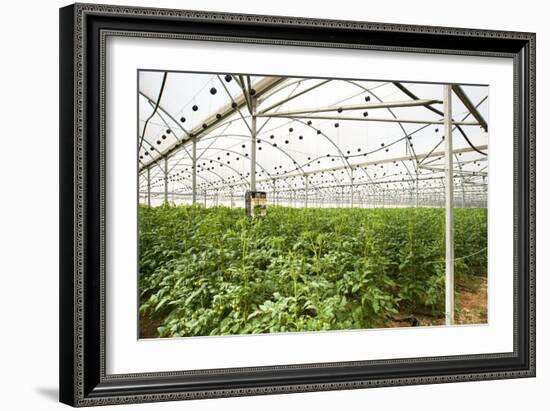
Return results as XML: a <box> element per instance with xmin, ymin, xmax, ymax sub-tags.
<box><xmin>138</xmin><ymin>74</ymin><xmax>488</xmax><ymax>215</ymax></box>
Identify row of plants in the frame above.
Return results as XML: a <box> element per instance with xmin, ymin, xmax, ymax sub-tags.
<box><xmin>139</xmin><ymin>205</ymin><xmax>487</xmax><ymax>337</ymax></box>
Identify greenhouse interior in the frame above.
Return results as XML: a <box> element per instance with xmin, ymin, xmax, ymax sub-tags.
<box><xmin>137</xmin><ymin>71</ymin><xmax>488</xmax><ymax>337</ymax></box>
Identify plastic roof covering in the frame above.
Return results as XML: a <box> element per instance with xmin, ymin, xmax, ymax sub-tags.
<box><xmin>138</xmin><ymin>71</ymin><xmax>488</xmax><ymax>206</ymax></box>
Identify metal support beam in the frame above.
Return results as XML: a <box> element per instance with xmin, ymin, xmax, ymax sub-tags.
<box><xmin>350</xmin><ymin>169</ymin><xmax>354</xmax><ymax>207</ymax></box>
<box><xmin>249</xmin><ymin>145</ymin><xmax>487</xmax><ymax>185</ymax></box>
<box><xmin>255</xmin><ymin>114</ymin><xmax>478</xmax><ymax>126</ymax></box>
<box><xmin>444</xmin><ymin>84</ymin><xmax>455</xmax><ymax>326</ymax></box>
<box><xmin>192</xmin><ymin>139</ymin><xmax>197</xmax><ymax>204</ymax></box>
<box><xmin>138</xmin><ymin>77</ymin><xmax>284</xmax><ymax>172</ymax></box>
<box><xmin>163</xmin><ymin>157</ymin><xmax>168</xmax><ymax>204</ymax></box>
<box><xmin>146</xmin><ymin>167</ymin><xmax>151</xmax><ymax>207</ymax></box>
<box><xmin>305</xmin><ymin>176</ymin><xmax>309</xmax><ymax>208</ymax></box>
<box><xmin>452</xmin><ymin>84</ymin><xmax>488</xmax><ymax>132</ymax></box>
<box><xmin>258</xmin><ymin>98</ymin><xmax>441</xmax><ymax>116</ymax></box>
<box><xmin>258</xmin><ymin>79</ymin><xmax>331</xmax><ymax>114</ymax></box>
<box><xmin>461</xmin><ymin>176</ymin><xmax>466</xmax><ymax>208</ymax></box>
<box><xmin>250</xmin><ymin>97</ymin><xmax>257</xmax><ymax>192</ymax></box>
<box><xmin>415</xmin><ymin>173</ymin><xmax>419</xmax><ymax>208</ymax></box>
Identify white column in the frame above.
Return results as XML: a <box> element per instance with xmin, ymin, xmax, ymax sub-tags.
<box><xmin>444</xmin><ymin>84</ymin><xmax>455</xmax><ymax>326</ymax></box>
<box><xmin>305</xmin><ymin>176</ymin><xmax>309</xmax><ymax>208</ymax></box>
<box><xmin>146</xmin><ymin>167</ymin><xmax>151</xmax><ymax>207</ymax></box>
<box><xmin>350</xmin><ymin>169</ymin><xmax>354</xmax><ymax>207</ymax></box>
<box><xmin>415</xmin><ymin>172</ymin><xmax>419</xmax><ymax>208</ymax></box>
<box><xmin>163</xmin><ymin>157</ymin><xmax>168</xmax><ymax>204</ymax></box>
<box><xmin>250</xmin><ymin>97</ymin><xmax>257</xmax><ymax>192</ymax></box>
<box><xmin>461</xmin><ymin>177</ymin><xmax>466</xmax><ymax>208</ymax></box>
<box><xmin>192</xmin><ymin>139</ymin><xmax>197</xmax><ymax>205</ymax></box>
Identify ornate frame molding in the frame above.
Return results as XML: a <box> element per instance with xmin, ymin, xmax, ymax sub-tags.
<box><xmin>60</xmin><ymin>3</ymin><xmax>535</xmax><ymax>407</ymax></box>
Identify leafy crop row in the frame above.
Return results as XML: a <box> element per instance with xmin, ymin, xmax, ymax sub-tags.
<box><xmin>139</xmin><ymin>206</ymin><xmax>487</xmax><ymax>337</ymax></box>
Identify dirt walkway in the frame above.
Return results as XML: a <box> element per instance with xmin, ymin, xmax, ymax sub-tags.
<box><xmin>389</xmin><ymin>274</ymin><xmax>488</xmax><ymax>327</ymax></box>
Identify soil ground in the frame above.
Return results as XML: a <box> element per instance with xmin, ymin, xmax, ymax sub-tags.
<box><xmin>389</xmin><ymin>274</ymin><xmax>488</xmax><ymax>327</ymax></box>
<box><xmin>139</xmin><ymin>315</ymin><xmax>163</xmax><ymax>339</ymax></box>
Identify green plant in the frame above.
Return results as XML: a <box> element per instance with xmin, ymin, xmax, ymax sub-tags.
<box><xmin>138</xmin><ymin>205</ymin><xmax>488</xmax><ymax>337</ymax></box>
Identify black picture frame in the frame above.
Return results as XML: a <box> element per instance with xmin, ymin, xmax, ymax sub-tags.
<box><xmin>59</xmin><ymin>3</ymin><xmax>536</xmax><ymax>407</ymax></box>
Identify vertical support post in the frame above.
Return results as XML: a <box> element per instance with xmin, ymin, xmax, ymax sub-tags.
<box><xmin>271</xmin><ymin>180</ymin><xmax>276</xmax><ymax>206</ymax></box>
<box><xmin>415</xmin><ymin>172</ymin><xmax>419</xmax><ymax>208</ymax></box>
<box><xmin>163</xmin><ymin>157</ymin><xmax>168</xmax><ymax>204</ymax></box>
<box><xmin>146</xmin><ymin>167</ymin><xmax>151</xmax><ymax>207</ymax></box>
<box><xmin>192</xmin><ymin>139</ymin><xmax>197</xmax><ymax>205</ymax></box>
<box><xmin>314</xmin><ymin>189</ymin><xmax>317</xmax><ymax>208</ymax></box>
<box><xmin>305</xmin><ymin>176</ymin><xmax>309</xmax><ymax>208</ymax></box>
<box><xmin>250</xmin><ymin>96</ymin><xmax>257</xmax><ymax>192</ymax></box>
<box><xmin>230</xmin><ymin>188</ymin><xmax>234</xmax><ymax>208</ymax></box>
<box><xmin>350</xmin><ymin>169</ymin><xmax>354</xmax><ymax>207</ymax></box>
<box><xmin>461</xmin><ymin>177</ymin><xmax>466</xmax><ymax>208</ymax></box>
<box><xmin>444</xmin><ymin>84</ymin><xmax>455</xmax><ymax>326</ymax></box>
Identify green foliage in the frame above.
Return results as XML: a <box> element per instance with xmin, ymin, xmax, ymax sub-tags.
<box><xmin>139</xmin><ymin>205</ymin><xmax>487</xmax><ymax>337</ymax></box>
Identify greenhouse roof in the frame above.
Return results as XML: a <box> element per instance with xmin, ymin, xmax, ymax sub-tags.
<box><xmin>138</xmin><ymin>71</ymin><xmax>488</xmax><ymax>205</ymax></box>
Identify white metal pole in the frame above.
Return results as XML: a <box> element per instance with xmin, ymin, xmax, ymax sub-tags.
<box><xmin>350</xmin><ymin>170</ymin><xmax>354</xmax><ymax>207</ymax></box>
<box><xmin>146</xmin><ymin>167</ymin><xmax>151</xmax><ymax>207</ymax></box>
<box><xmin>192</xmin><ymin>139</ymin><xmax>197</xmax><ymax>205</ymax></box>
<box><xmin>305</xmin><ymin>176</ymin><xmax>309</xmax><ymax>208</ymax></box>
<box><xmin>461</xmin><ymin>177</ymin><xmax>466</xmax><ymax>208</ymax></box>
<box><xmin>271</xmin><ymin>180</ymin><xmax>276</xmax><ymax>206</ymax></box>
<box><xmin>250</xmin><ymin>97</ymin><xmax>257</xmax><ymax>192</ymax></box>
<box><xmin>444</xmin><ymin>84</ymin><xmax>455</xmax><ymax>326</ymax></box>
<box><xmin>415</xmin><ymin>172</ymin><xmax>419</xmax><ymax>208</ymax></box>
<box><xmin>163</xmin><ymin>157</ymin><xmax>168</xmax><ymax>204</ymax></box>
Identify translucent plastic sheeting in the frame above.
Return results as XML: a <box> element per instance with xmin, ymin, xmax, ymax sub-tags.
<box><xmin>137</xmin><ymin>71</ymin><xmax>488</xmax><ymax>208</ymax></box>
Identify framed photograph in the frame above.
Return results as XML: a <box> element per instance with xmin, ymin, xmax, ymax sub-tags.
<box><xmin>59</xmin><ymin>3</ymin><xmax>535</xmax><ymax>407</ymax></box>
